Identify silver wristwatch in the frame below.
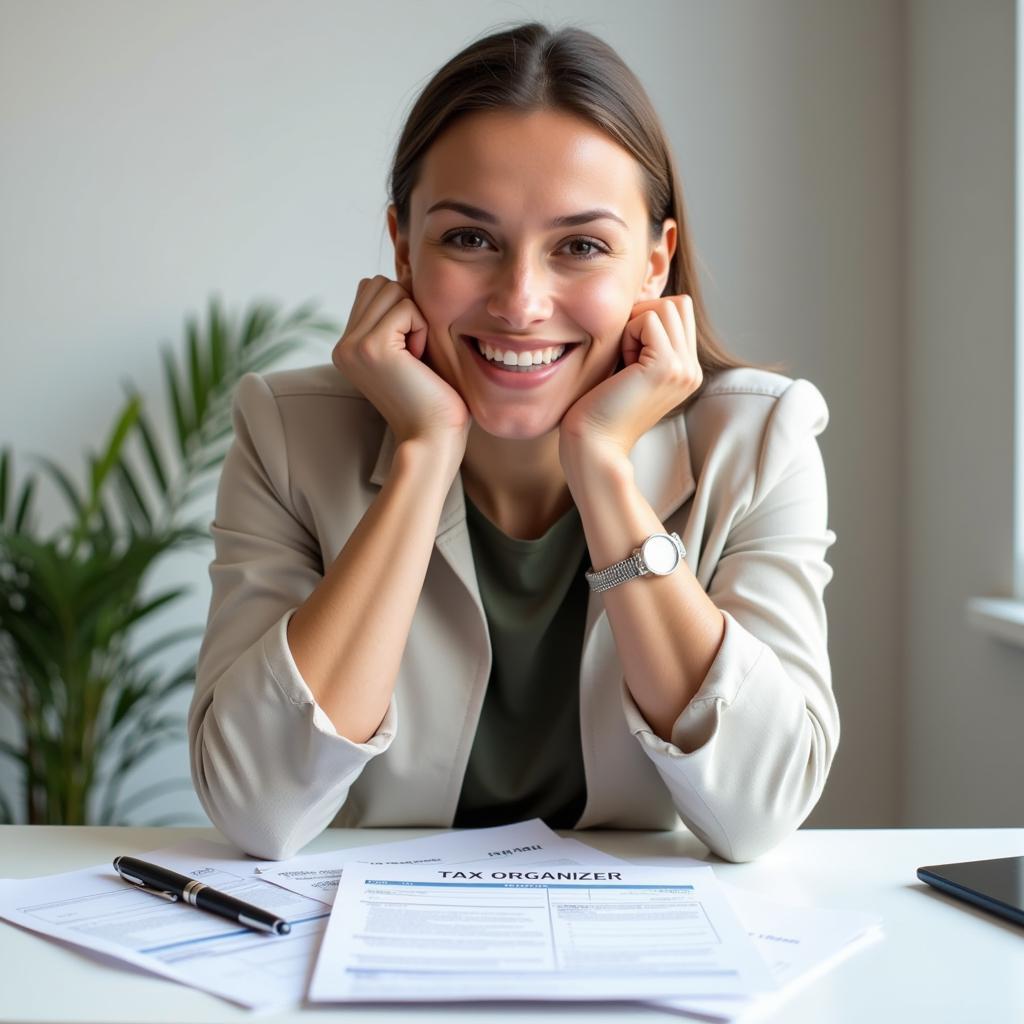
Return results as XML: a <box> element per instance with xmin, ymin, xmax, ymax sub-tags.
<box><xmin>585</xmin><ymin>532</ymin><xmax>686</xmax><ymax>593</ymax></box>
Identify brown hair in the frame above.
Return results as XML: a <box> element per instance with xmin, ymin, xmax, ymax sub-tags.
<box><xmin>386</xmin><ymin>20</ymin><xmax>785</xmax><ymax>403</ymax></box>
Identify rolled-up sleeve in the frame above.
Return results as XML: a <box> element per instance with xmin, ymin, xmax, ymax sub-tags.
<box><xmin>187</xmin><ymin>372</ymin><xmax>396</xmax><ymax>860</ymax></box>
<box><xmin>621</xmin><ymin>379</ymin><xmax>838</xmax><ymax>863</ymax></box>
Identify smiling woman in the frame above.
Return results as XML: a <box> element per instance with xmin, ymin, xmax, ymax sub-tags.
<box><xmin>187</xmin><ymin>21</ymin><xmax>840</xmax><ymax>863</ymax></box>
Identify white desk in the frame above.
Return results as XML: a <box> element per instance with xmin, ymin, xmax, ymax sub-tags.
<box><xmin>1</xmin><ymin>826</ymin><xmax>1021</xmax><ymax>1023</ymax></box>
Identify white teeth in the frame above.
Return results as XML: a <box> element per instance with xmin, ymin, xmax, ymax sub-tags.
<box><xmin>474</xmin><ymin>338</ymin><xmax>567</xmax><ymax>369</ymax></box>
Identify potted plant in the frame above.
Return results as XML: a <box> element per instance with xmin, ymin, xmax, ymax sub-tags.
<box><xmin>0</xmin><ymin>297</ymin><xmax>338</xmax><ymax>825</ymax></box>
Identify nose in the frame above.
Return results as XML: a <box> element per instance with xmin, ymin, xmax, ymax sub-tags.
<box><xmin>484</xmin><ymin>253</ymin><xmax>553</xmax><ymax>329</ymax></box>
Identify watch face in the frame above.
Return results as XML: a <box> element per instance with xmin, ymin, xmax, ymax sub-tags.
<box><xmin>642</xmin><ymin>534</ymin><xmax>680</xmax><ymax>575</ymax></box>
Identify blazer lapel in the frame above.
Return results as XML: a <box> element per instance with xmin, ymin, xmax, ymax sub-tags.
<box><xmin>368</xmin><ymin>424</ymin><xmax>483</xmax><ymax>608</ymax></box>
<box><xmin>630</xmin><ymin>410</ymin><xmax>696</xmax><ymax>523</ymax></box>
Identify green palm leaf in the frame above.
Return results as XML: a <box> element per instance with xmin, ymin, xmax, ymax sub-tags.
<box><xmin>0</xmin><ymin>450</ymin><xmax>8</xmax><ymax>521</ymax></box>
<box><xmin>161</xmin><ymin>343</ymin><xmax>190</xmax><ymax>460</ymax></box>
<box><xmin>114</xmin><ymin>456</ymin><xmax>153</xmax><ymax>534</ymax></box>
<box><xmin>91</xmin><ymin>397</ymin><xmax>140</xmax><ymax>498</ymax></box>
<box><xmin>130</xmin><ymin>398</ymin><xmax>170</xmax><ymax>500</ymax></box>
<box><xmin>13</xmin><ymin>480</ymin><xmax>36</xmax><ymax>533</ymax></box>
<box><xmin>31</xmin><ymin>455</ymin><xmax>86</xmax><ymax>524</ymax></box>
<box><xmin>0</xmin><ymin>295</ymin><xmax>338</xmax><ymax>825</ymax></box>
<box><xmin>0</xmin><ymin>450</ymin><xmax>39</xmax><ymax>535</ymax></box>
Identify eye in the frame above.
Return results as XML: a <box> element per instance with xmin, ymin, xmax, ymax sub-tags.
<box><xmin>440</xmin><ymin>229</ymin><xmax>609</xmax><ymax>261</ymax></box>
<box><xmin>564</xmin><ymin>238</ymin><xmax>607</xmax><ymax>260</ymax></box>
<box><xmin>441</xmin><ymin>229</ymin><xmax>492</xmax><ymax>252</ymax></box>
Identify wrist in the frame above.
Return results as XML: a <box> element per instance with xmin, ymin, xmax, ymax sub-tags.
<box><xmin>560</xmin><ymin>437</ymin><xmax>633</xmax><ymax>494</ymax></box>
<box><xmin>395</xmin><ymin>433</ymin><xmax>465</xmax><ymax>481</ymax></box>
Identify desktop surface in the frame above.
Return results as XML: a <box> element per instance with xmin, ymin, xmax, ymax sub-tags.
<box><xmin>1</xmin><ymin>825</ymin><xmax>1021</xmax><ymax>1023</ymax></box>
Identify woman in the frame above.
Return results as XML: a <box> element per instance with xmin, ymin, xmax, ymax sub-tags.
<box><xmin>188</xmin><ymin>21</ymin><xmax>839</xmax><ymax>863</ymax></box>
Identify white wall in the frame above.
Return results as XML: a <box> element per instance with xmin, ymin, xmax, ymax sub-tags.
<box><xmin>904</xmin><ymin>0</ymin><xmax>1024</xmax><ymax>826</ymax></box>
<box><xmin>0</xmin><ymin>0</ymin><xmax>912</xmax><ymax>830</ymax></box>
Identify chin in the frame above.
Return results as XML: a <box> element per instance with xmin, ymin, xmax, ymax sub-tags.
<box><xmin>471</xmin><ymin>406</ymin><xmax>561</xmax><ymax>441</ymax></box>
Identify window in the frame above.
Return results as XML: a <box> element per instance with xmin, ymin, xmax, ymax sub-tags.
<box><xmin>966</xmin><ymin>0</ymin><xmax>1024</xmax><ymax>647</ymax></box>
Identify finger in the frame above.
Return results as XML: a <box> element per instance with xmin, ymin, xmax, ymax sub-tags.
<box><xmin>683</xmin><ymin>294</ymin><xmax>698</xmax><ymax>355</ymax></box>
<box><xmin>665</xmin><ymin>297</ymin><xmax>702</xmax><ymax>385</ymax></box>
<box><xmin>620</xmin><ymin>312</ymin><xmax>644</xmax><ymax>367</ymax></box>
<box><xmin>674</xmin><ymin>296</ymin><xmax>702</xmax><ymax>393</ymax></box>
<box><xmin>660</xmin><ymin>299</ymin><xmax>689</xmax><ymax>354</ymax></box>
<box><xmin>336</xmin><ymin>278</ymin><xmax>390</xmax><ymax>365</ymax></box>
<box><xmin>666</xmin><ymin>295</ymin><xmax>697</xmax><ymax>354</ymax></box>
<box><xmin>628</xmin><ymin>297</ymin><xmax>662</xmax><ymax>316</ymax></box>
<box><xmin>347</xmin><ymin>275</ymin><xmax>392</xmax><ymax>332</ymax></box>
<box><xmin>381</xmin><ymin>295</ymin><xmax>429</xmax><ymax>359</ymax></box>
<box><xmin>353</xmin><ymin>277</ymin><xmax>410</xmax><ymax>340</ymax></box>
<box><xmin>622</xmin><ymin>308</ymin><xmax>671</xmax><ymax>367</ymax></box>
<box><xmin>399</xmin><ymin>299</ymin><xmax>429</xmax><ymax>360</ymax></box>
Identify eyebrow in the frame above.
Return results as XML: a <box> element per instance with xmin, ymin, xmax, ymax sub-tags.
<box><xmin>425</xmin><ymin>199</ymin><xmax>628</xmax><ymax>230</ymax></box>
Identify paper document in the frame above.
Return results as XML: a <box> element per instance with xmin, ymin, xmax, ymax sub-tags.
<box><xmin>259</xmin><ymin>817</ymin><xmax>571</xmax><ymax>902</ymax></box>
<box><xmin>0</xmin><ymin>837</ymin><xmax>329</xmax><ymax>1010</ymax></box>
<box><xmin>308</xmin><ymin>861</ymin><xmax>778</xmax><ymax>1003</ymax></box>
<box><xmin>655</xmin><ymin>885</ymin><xmax>884</xmax><ymax>1021</ymax></box>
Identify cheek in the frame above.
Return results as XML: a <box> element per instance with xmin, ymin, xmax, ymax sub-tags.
<box><xmin>407</xmin><ymin>262</ymin><xmax>475</xmax><ymax>377</ymax></box>
<box><xmin>564</xmin><ymin>277</ymin><xmax>633</xmax><ymax>339</ymax></box>
<box><xmin>408</xmin><ymin>259</ymin><xmax>472</xmax><ymax>327</ymax></box>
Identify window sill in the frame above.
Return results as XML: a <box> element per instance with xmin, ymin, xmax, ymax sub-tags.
<box><xmin>966</xmin><ymin>597</ymin><xmax>1024</xmax><ymax>650</ymax></box>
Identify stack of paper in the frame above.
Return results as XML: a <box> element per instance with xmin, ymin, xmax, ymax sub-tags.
<box><xmin>308</xmin><ymin>861</ymin><xmax>776</xmax><ymax>1003</ymax></box>
<box><xmin>0</xmin><ymin>819</ymin><xmax>882</xmax><ymax>1018</ymax></box>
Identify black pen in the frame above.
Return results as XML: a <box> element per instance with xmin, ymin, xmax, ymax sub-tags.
<box><xmin>113</xmin><ymin>855</ymin><xmax>291</xmax><ymax>935</ymax></box>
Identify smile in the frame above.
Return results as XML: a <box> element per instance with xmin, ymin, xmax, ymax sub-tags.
<box><xmin>470</xmin><ymin>336</ymin><xmax>569</xmax><ymax>368</ymax></box>
<box><xmin>460</xmin><ymin>335</ymin><xmax>581</xmax><ymax>388</ymax></box>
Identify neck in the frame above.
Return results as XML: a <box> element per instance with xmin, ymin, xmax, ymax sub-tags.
<box><xmin>461</xmin><ymin>423</ymin><xmax>574</xmax><ymax>539</ymax></box>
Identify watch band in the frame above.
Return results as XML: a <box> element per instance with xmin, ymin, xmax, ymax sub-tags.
<box><xmin>584</xmin><ymin>532</ymin><xmax>686</xmax><ymax>593</ymax></box>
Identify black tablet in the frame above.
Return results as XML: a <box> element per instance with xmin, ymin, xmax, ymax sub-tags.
<box><xmin>917</xmin><ymin>855</ymin><xmax>1024</xmax><ymax>928</ymax></box>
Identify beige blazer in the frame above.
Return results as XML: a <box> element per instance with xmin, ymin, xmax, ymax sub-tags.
<box><xmin>188</xmin><ymin>362</ymin><xmax>838</xmax><ymax>863</ymax></box>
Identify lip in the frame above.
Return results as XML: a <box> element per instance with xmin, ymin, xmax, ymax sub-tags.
<box><xmin>460</xmin><ymin>334</ymin><xmax>578</xmax><ymax>389</ymax></box>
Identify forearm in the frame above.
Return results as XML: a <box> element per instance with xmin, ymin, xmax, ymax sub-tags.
<box><xmin>287</xmin><ymin>437</ymin><xmax>462</xmax><ymax>742</ymax></box>
<box><xmin>563</xmin><ymin>447</ymin><xmax>725</xmax><ymax>743</ymax></box>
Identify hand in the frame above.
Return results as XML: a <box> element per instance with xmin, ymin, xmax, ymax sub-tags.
<box><xmin>559</xmin><ymin>294</ymin><xmax>702</xmax><ymax>464</ymax></box>
<box><xmin>333</xmin><ymin>276</ymin><xmax>471</xmax><ymax>452</ymax></box>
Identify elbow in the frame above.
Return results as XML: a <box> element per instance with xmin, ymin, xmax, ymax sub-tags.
<box><xmin>708</xmin><ymin>817</ymin><xmax>803</xmax><ymax>864</ymax></box>
<box><xmin>189</xmin><ymin>719</ymin><xmax>329</xmax><ymax>862</ymax></box>
<box><xmin>216</xmin><ymin>818</ymin><xmax>312</xmax><ymax>862</ymax></box>
<box><xmin>192</xmin><ymin>760</ymin><xmax>322</xmax><ymax>861</ymax></box>
<box><xmin>693</xmin><ymin>799</ymin><xmax>817</xmax><ymax>864</ymax></box>
<box><xmin>678</xmin><ymin>709</ymin><xmax>837</xmax><ymax>865</ymax></box>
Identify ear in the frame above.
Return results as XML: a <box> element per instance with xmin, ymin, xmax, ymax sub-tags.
<box><xmin>636</xmin><ymin>218</ymin><xmax>677</xmax><ymax>301</ymax></box>
<box><xmin>387</xmin><ymin>204</ymin><xmax>413</xmax><ymax>290</ymax></box>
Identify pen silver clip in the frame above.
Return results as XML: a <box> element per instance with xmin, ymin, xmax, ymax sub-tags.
<box><xmin>117</xmin><ymin>870</ymin><xmax>179</xmax><ymax>902</ymax></box>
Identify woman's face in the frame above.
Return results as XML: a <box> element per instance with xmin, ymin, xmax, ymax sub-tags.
<box><xmin>388</xmin><ymin>107</ymin><xmax>676</xmax><ymax>440</ymax></box>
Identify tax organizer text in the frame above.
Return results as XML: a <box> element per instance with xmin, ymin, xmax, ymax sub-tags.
<box><xmin>437</xmin><ymin>870</ymin><xmax>624</xmax><ymax>881</ymax></box>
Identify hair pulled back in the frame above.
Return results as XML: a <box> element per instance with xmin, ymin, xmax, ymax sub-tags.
<box><xmin>387</xmin><ymin>21</ymin><xmax>779</xmax><ymax>397</ymax></box>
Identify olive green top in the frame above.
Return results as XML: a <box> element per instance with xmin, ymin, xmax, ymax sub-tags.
<box><xmin>453</xmin><ymin>492</ymin><xmax>591</xmax><ymax>829</ymax></box>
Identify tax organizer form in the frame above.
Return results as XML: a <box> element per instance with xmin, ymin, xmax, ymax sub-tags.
<box><xmin>308</xmin><ymin>861</ymin><xmax>777</xmax><ymax>1003</ymax></box>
